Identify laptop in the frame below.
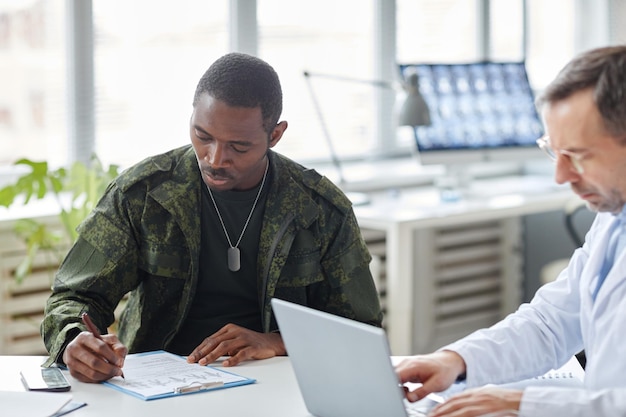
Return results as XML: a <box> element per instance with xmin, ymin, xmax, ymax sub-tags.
<box><xmin>271</xmin><ymin>298</ymin><xmax>444</xmax><ymax>417</ymax></box>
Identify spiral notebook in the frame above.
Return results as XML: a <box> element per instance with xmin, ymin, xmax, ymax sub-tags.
<box><xmin>493</xmin><ymin>355</ymin><xmax>585</xmax><ymax>389</ymax></box>
<box><xmin>103</xmin><ymin>350</ymin><xmax>256</xmax><ymax>400</ymax></box>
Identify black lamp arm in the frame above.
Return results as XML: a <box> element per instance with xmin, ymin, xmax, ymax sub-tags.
<box><xmin>303</xmin><ymin>71</ymin><xmax>346</xmax><ymax>185</ymax></box>
<box><xmin>303</xmin><ymin>70</ymin><xmax>393</xmax><ymax>89</ymax></box>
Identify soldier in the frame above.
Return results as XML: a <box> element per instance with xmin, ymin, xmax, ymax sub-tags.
<box><xmin>41</xmin><ymin>52</ymin><xmax>382</xmax><ymax>383</ymax></box>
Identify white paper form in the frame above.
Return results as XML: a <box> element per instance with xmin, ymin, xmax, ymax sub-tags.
<box><xmin>103</xmin><ymin>350</ymin><xmax>255</xmax><ymax>400</ymax></box>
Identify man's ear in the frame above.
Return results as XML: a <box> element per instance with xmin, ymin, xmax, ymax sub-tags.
<box><xmin>269</xmin><ymin>121</ymin><xmax>288</xmax><ymax>148</ymax></box>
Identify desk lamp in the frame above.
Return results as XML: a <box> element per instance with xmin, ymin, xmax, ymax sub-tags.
<box><xmin>398</xmin><ymin>72</ymin><xmax>431</xmax><ymax>127</ymax></box>
<box><xmin>303</xmin><ymin>70</ymin><xmax>431</xmax><ymax>205</ymax></box>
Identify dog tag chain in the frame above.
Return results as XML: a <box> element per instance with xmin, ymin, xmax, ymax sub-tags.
<box><xmin>206</xmin><ymin>161</ymin><xmax>268</xmax><ymax>272</ymax></box>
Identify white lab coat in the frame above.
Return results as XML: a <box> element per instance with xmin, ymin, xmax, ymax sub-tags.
<box><xmin>443</xmin><ymin>208</ymin><xmax>626</xmax><ymax>416</ymax></box>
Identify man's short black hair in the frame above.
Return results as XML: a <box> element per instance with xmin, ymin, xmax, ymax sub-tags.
<box><xmin>193</xmin><ymin>52</ymin><xmax>283</xmax><ymax>134</ymax></box>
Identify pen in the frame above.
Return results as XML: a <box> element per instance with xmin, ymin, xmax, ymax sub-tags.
<box><xmin>81</xmin><ymin>312</ymin><xmax>125</xmax><ymax>379</ymax></box>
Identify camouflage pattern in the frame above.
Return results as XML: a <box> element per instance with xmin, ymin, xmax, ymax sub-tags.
<box><xmin>41</xmin><ymin>145</ymin><xmax>382</xmax><ymax>365</ymax></box>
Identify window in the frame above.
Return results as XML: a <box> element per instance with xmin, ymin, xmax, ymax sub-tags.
<box><xmin>0</xmin><ymin>0</ymin><xmax>619</xmax><ymax>175</ymax></box>
<box><xmin>525</xmin><ymin>0</ymin><xmax>576</xmax><ymax>89</ymax></box>
<box><xmin>397</xmin><ymin>0</ymin><xmax>480</xmax><ymax>63</ymax></box>
<box><xmin>258</xmin><ymin>0</ymin><xmax>376</xmax><ymax>162</ymax></box>
<box><xmin>92</xmin><ymin>0</ymin><xmax>228</xmax><ymax>168</ymax></box>
<box><xmin>0</xmin><ymin>0</ymin><xmax>66</xmax><ymax>167</ymax></box>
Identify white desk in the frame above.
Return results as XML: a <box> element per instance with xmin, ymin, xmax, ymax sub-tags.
<box><xmin>354</xmin><ymin>175</ymin><xmax>576</xmax><ymax>355</ymax></box>
<box><xmin>0</xmin><ymin>356</ymin><xmax>310</xmax><ymax>416</ymax></box>
<box><xmin>1</xmin><ymin>354</ymin><xmax>585</xmax><ymax>417</ymax></box>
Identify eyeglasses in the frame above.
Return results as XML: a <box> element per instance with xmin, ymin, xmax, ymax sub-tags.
<box><xmin>536</xmin><ymin>135</ymin><xmax>585</xmax><ymax>174</ymax></box>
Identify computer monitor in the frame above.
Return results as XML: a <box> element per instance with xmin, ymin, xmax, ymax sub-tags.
<box><xmin>399</xmin><ymin>61</ymin><xmax>546</xmax><ymax>179</ymax></box>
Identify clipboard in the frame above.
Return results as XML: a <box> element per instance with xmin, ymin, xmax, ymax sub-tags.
<box><xmin>103</xmin><ymin>350</ymin><xmax>256</xmax><ymax>400</ymax></box>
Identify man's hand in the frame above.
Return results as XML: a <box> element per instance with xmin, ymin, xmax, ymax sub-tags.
<box><xmin>187</xmin><ymin>323</ymin><xmax>286</xmax><ymax>367</ymax></box>
<box><xmin>395</xmin><ymin>350</ymin><xmax>467</xmax><ymax>402</ymax></box>
<box><xmin>63</xmin><ymin>331</ymin><xmax>128</xmax><ymax>383</ymax></box>
<box><xmin>428</xmin><ymin>386</ymin><xmax>522</xmax><ymax>417</ymax></box>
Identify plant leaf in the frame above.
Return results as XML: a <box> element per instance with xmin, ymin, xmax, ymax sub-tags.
<box><xmin>5</xmin><ymin>155</ymin><xmax>119</xmax><ymax>285</ymax></box>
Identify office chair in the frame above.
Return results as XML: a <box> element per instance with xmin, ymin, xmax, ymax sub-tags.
<box><xmin>539</xmin><ymin>197</ymin><xmax>592</xmax><ymax>369</ymax></box>
<box><xmin>540</xmin><ymin>198</ymin><xmax>591</xmax><ymax>285</ymax></box>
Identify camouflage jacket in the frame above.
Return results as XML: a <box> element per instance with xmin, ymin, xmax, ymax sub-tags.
<box><xmin>41</xmin><ymin>145</ymin><xmax>382</xmax><ymax>365</ymax></box>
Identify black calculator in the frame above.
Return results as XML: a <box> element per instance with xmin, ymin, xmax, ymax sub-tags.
<box><xmin>20</xmin><ymin>367</ymin><xmax>71</xmax><ymax>392</ymax></box>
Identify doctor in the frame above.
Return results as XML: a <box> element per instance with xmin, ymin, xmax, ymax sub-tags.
<box><xmin>396</xmin><ymin>44</ymin><xmax>626</xmax><ymax>416</ymax></box>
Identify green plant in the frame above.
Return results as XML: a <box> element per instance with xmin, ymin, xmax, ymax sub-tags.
<box><xmin>0</xmin><ymin>156</ymin><xmax>119</xmax><ymax>283</ymax></box>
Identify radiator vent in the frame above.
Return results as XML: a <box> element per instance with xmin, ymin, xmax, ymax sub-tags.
<box><xmin>363</xmin><ymin>217</ymin><xmax>522</xmax><ymax>354</ymax></box>
<box><xmin>419</xmin><ymin>219</ymin><xmax>522</xmax><ymax>352</ymax></box>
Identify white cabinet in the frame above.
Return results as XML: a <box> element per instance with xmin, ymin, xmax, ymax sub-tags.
<box><xmin>355</xmin><ymin>180</ymin><xmax>573</xmax><ymax>355</ymax></box>
<box><xmin>362</xmin><ymin>217</ymin><xmax>522</xmax><ymax>354</ymax></box>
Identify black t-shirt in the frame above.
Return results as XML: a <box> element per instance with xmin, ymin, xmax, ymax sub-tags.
<box><xmin>167</xmin><ymin>173</ymin><xmax>270</xmax><ymax>355</ymax></box>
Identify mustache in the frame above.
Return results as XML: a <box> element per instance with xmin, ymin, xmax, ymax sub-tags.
<box><xmin>203</xmin><ymin>166</ymin><xmax>232</xmax><ymax>179</ymax></box>
<box><xmin>571</xmin><ymin>183</ymin><xmax>590</xmax><ymax>195</ymax></box>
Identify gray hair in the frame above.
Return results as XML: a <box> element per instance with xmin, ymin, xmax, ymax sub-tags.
<box><xmin>536</xmin><ymin>45</ymin><xmax>626</xmax><ymax>143</ymax></box>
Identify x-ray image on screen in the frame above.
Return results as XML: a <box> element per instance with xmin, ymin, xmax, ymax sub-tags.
<box><xmin>399</xmin><ymin>61</ymin><xmax>544</xmax><ymax>167</ymax></box>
